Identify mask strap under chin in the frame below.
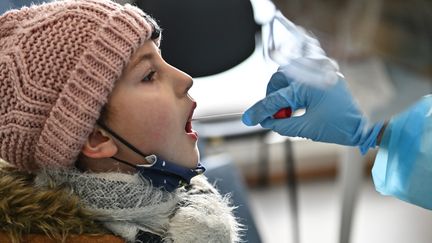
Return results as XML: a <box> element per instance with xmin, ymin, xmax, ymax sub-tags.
<box><xmin>97</xmin><ymin>120</ymin><xmax>151</xmax><ymax>165</ymax></box>
<box><xmin>97</xmin><ymin>121</ymin><xmax>148</xmax><ymax>159</ymax></box>
<box><xmin>111</xmin><ymin>156</ymin><xmax>137</xmax><ymax>169</ymax></box>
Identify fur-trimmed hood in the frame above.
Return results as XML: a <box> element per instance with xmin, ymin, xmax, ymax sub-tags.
<box><xmin>0</xmin><ymin>165</ymin><xmax>109</xmax><ymax>243</ymax></box>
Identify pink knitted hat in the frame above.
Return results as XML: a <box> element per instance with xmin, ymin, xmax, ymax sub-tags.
<box><xmin>0</xmin><ymin>0</ymin><xmax>160</xmax><ymax>171</ymax></box>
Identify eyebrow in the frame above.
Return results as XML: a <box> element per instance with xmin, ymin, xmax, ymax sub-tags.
<box><xmin>131</xmin><ymin>48</ymin><xmax>162</xmax><ymax>71</ymax></box>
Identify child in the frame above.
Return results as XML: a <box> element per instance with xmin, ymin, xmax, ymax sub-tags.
<box><xmin>0</xmin><ymin>0</ymin><xmax>241</xmax><ymax>242</ymax></box>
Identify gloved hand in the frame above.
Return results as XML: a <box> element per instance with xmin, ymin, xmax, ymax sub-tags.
<box><xmin>242</xmin><ymin>67</ymin><xmax>384</xmax><ymax>154</ymax></box>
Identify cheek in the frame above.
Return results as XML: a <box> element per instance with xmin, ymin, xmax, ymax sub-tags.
<box><xmin>108</xmin><ymin>87</ymin><xmax>180</xmax><ymax>154</ymax></box>
<box><xmin>145</xmin><ymin>113</ymin><xmax>173</xmax><ymax>140</ymax></box>
<box><xmin>133</xmin><ymin>101</ymin><xmax>178</xmax><ymax>148</ymax></box>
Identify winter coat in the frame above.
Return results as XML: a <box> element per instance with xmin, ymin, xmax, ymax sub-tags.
<box><xmin>0</xmin><ymin>165</ymin><xmax>123</xmax><ymax>243</ymax></box>
<box><xmin>0</xmin><ymin>233</ymin><xmax>124</xmax><ymax>243</ymax></box>
<box><xmin>0</xmin><ymin>163</ymin><xmax>241</xmax><ymax>243</ymax></box>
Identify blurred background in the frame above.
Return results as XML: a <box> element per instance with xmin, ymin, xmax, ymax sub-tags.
<box><xmin>2</xmin><ymin>0</ymin><xmax>431</xmax><ymax>242</ymax></box>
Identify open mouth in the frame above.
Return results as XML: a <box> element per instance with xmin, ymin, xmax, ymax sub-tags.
<box><xmin>185</xmin><ymin>120</ymin><xmax>193</xmax><ymax>133</ymax></box>
<box><xmin>185</xmin><ymin>102</ymin><xmax>198</xmax><ymax>139</ymax></box>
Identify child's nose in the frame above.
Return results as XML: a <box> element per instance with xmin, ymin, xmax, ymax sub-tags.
<box><xmin>167</xmin><ymin>64</ymin><xmax>193</xmax><ymax>97</ymax></box>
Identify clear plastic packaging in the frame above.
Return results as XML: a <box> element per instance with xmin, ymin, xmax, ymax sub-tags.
<box><xmin>252</xmin><ymin>0</ymin><xmax>340</xmax><ymax>88</ymax></box>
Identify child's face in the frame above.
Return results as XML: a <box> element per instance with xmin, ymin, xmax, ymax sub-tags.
<box><xmin>104</xmin><ymin>40</ymin><xmax>199</xmax><ymax>169</ymax></box>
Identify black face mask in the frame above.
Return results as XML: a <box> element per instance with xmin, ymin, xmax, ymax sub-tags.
<box><xmin>97</xmin><ymin>121</ymin><xmax>205</xmax><ymax>192</ymax></box>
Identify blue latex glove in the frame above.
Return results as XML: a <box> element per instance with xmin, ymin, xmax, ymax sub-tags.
<box><xmin>242</xmin><ymin>67</ymin><xmax>384</xmax><ymax>154</ymax></box>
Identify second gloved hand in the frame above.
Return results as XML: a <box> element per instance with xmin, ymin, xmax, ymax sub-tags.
<box><xmin>242</xmin><ymin>68</ymin><xmax>384</xmax><ymax>154</ymax></box>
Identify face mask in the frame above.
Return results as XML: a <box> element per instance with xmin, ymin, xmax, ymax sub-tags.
<box><xmin>97</xmin><ymin>121</ymin><xmax>205</xmax><ymax>192</ymax></box>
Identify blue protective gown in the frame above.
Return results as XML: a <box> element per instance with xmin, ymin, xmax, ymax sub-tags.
<box><xmin>372</xmin><ymin>95</ymin><xmax>432</xmax><ymax>210</ymax></box>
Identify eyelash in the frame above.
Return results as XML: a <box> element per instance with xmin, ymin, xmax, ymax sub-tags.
<box><xmin>142</xmin><ymin>71</ymin><xmax>156</xmax><ymax>82</ymax></box>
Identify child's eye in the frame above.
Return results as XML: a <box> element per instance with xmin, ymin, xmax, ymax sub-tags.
<box><xmin>142</xmin><ymin>71</ymin><xmax>156</xmax><ymax>82</ymax></box>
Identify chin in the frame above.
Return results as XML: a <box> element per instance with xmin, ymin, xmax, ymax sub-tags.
<box><xmin>168</xmin><ymin>147</ymin><xmax>200</xmax><ymax>169</ymax></box>
<box><xmin>189</xmin><ymin>149</ymin><xmax>200</xmax><ymax>168</ymax></box>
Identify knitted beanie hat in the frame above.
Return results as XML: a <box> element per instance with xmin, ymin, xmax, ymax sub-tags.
<box><xmin>0</xmin><ymin>0</ymin><xmax>160</xmax><ymax>171</ymax></box>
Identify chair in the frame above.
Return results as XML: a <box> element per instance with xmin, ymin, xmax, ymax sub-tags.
<box><xmin>203</xmin><ymin>154</ymin><xmax>262</xmax><ymax>243</ymax></box>
<box><xmin>135</xmin><ymin>0</ymin><xmax>258</xmax><ymax>77</ymax></box>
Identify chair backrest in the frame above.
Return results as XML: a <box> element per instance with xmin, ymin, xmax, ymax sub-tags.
<box><xmin>135</xmin><ymin>0</ymin><xmax>258</xmax><ymax>77</ymax></box>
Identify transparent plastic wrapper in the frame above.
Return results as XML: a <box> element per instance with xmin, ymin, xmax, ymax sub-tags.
<box><xmin>251</xmin><ymin>0</ymin><xmax>340</xmax><ymax>88</ymax></box>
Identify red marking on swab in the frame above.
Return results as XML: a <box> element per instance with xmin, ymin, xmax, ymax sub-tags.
<box><xmin>273</xmin><ymin>107</ymin><xmax>292</xmax><ymax>119</ymax></box>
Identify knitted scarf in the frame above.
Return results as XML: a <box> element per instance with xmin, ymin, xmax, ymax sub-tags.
<box><xmin>35</xmin><ymin>169</ymin><xmax>242</xmax><ymax>243</ymax></box>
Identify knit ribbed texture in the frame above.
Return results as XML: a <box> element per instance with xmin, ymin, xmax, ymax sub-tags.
<box><xmin>0</xmin><ymin>0</ymin><xmax>158</xmax><ymax>171</ymax></box>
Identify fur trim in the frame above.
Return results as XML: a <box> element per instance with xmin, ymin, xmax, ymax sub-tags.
<box><xmin>0</xmin><ymin>166</ymin><xmax>107</xmax><ymax>243</ymax></box>
<box><xmin>167</xmin><ymin>175</ymin><xmax>243</xmax><ymax>243</ymax></box>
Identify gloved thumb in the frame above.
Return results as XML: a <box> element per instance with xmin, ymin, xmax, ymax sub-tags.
<box><xmin>242</xmin><ymin>85</ymin><xmax>297</xmax><ymax>126</ymax></box>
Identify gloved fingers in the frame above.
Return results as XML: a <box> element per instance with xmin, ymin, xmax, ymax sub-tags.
<box><xmin>242</xmin><ymin>86</ymin><xmax>296</xmax><ymax>126</ymax></box>
<box><xmin>282</xmin><ymin>58</ymin><xmax>339</xmax><ymax>85</ymax></box>
<box><xmin>266</xmin><ymin>70</ymin><xmax>294</xmax><ymax>95</ymax></box>
<box><xmin>267</xmin><ymin>64</ymin><xmax>333</xmax><ymax>95</ymax></box>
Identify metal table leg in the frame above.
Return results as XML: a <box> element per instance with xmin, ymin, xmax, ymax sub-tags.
<box><xmin>338</xmin><ymin>147</ymin><xmax>364</xmax><ymax>243</ymax></box>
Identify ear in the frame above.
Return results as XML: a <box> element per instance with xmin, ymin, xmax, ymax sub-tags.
<box><xmin>81</xmin><ymin>128</ymin><xmax>118</xmax><ymax>159</ymax></box>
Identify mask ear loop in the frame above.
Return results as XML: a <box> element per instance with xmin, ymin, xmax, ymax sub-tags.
<box><xmin>111</xmin><ymin>156</ymin><xmax>136</xmax><ymax>169</ymax></box>
<box><xmin>97</xmin><ymin>120</ymin><xmax>154</xmax><ymax>166</ymax></box>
